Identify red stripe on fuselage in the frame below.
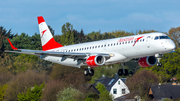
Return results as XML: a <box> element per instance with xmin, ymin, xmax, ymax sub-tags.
<box><xmin>42</xmin><ymin>38</ymin><xmax>63</xmax><ymax>51</ymax></box>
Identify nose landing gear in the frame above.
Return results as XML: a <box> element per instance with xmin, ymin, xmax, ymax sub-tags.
<box><xmin>155</xmin><ymin>54</ymin><xmax>163</xmax><ymax>67</ymax></box>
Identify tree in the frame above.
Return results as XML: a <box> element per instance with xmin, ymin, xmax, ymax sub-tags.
<box><xmin>42</xmin><ymin>79</ymin><xmax>65</xmax><ymax>101</ymax></box>
<box><xmin>87</xmin><ymin>31</ymin><xmax>101</xmax><ymax>41</ymax></box>
<box><xmin>0</xmin><ymin>26</ymin><xmax>14</xmax><ymax>57</ymax></box>
<box><xmin>96</xmin><ymin>83</ymin><xmax>113</xmax><ymax>101</ymax></box>
<box><xmin>136</xmin><ymin>30</ymin><xmax>156</xmax><ymax>34</ymax></box>
<box><xmin>147</xmin><ymin>48</ymin><xmax>180</xmax><ymax>82</ymax></box>
<box><xmin>18</xmin><ymin>83</ymin><xmax>44</xmax><ymax>101</ymax></box>
<box><xmin>56</xmin><ymin>86</ymin><xmax>84</xmax><ymax>101</ymax></box>
<box><xmin>0</xmin><ymin>84</ymin><xmax>8</xmax><ymax>101</ymax></box>
<box><xmin>61</xmin><ymin>22</ymin><xmax>74</xmax><ymax>45</ymax></box>
<box><xmin>73</xmin><ymin>29</ymin><xmax>85</xmax><ymax>44</ymax></box>
<box><xmin>126</xmin><ymin>69</ymin><xmax>159</xmax><ymax>99</ymax></box>
<box><xmin>168</xmin><ymin>27</ymin><xmax>180</xmax><ymax>48</ymax></box>
<box><xmin>48</xmin><ymin>25</ymin><xmax>55</xmax><ymax>36</ymax></box>
<box><xmin>4</xmin><ymin>70</ymin><xmax>47</xmax><ymax>101</ymax></box>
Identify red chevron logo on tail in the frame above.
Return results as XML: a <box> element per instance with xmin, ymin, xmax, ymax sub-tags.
<box><xmin>41</xmin><ymin>29</ymin><xmax>47</xmax><ymax>38</ymax></box>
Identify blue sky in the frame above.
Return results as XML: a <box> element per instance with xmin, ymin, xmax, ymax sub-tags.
<box><xmin>1</xmin><ymin>0</ymin><xmax>180</xmax><ymax>36</ymax></box>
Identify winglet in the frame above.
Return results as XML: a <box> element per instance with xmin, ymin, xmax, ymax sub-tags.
<box><xmin>7</xmin><ymin>38</ymin><xmax>18</xmax><ymax>50</ymax></box>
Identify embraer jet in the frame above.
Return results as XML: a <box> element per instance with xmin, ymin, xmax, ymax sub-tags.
<box><xmin>5</xmin><ymin>16</ymin><xmax>176</xmax><ymax>76</ymax></box>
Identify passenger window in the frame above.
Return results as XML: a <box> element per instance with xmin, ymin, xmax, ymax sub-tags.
<box><xmin>111</xmin><ymin>44</ymin><xmax>113</xmax><ymax>46</ymax></box>
<box><xmin>104</xmin><ymin>45</ymin><xmax>106</xmax><ymax>47</ymax></box>
<box><xmin>101</xmin><ymin>45</ymin><xmax>103</xmax><ymax>47</ymax></box>
<box><xmin>114</xmin><ymin>43</ymin><xmax>115</xmax><ymax>46</ymax></box>
<box><xmin>122</xmin><ymin>42</ymin><xmax>124</xmax><ymax>44</ymax></box>
<box><xmin>82</xmin><ymin>48</ymin><xmax>83</xmax><ymax>50</ymax></box>
<box><xmin>117</xmin><ymin>43</ymin><xmax>118</xmax><ymax>45</ymax></box>
<box><xmin>87</xmin><ymin>47</ymin><xmax>89</xmax><ymax>50</ymax></box>
<box><xmin>85</xmin><ymin>48</ymin><xmax>86</xmax><ymax>50</ymax></box>
<box><xmin>98</xmin><ymin>45</ymin><xmax>100</xmax><ymax>48</ymax></box>
<box><xmin>119</xmin><ymin>42</ymin><xmax>121</xmax><ymax>45</ymax></box>
<box><xmin>95</xmin><ymin>46</ymin><xmax>97</xmax><ymax>48</ymax></box>
<box><xmin>131</xmin><ymin>41</ymin><xmax>133</xmax><ymax>43</ymax></box>
<box><xmin>90</xmin><ymin>47</ymin><xmax>91</xmax><ymax>49</ymax></box>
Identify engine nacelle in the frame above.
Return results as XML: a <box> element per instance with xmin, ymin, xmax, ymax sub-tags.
<box><xmin>138</xmin><ymin>56</ymin><xmax>157</xmax><ymax>67</ymax></box>
<box><xmin>86</xmin><ymin>55</ymin><xmax>106</xmax><ymax>67</ymax></box>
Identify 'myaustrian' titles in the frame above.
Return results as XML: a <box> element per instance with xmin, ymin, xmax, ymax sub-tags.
<box><xmin>118</xmin><ymin>37</ymin><xmax>134</xmax><ymax>42</ymax></box>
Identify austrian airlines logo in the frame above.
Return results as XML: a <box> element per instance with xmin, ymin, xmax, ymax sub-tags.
<box><xmin>41</xmin><ymin>29</ymin><xmax>47</xmax><ymax>38</ymax></box>
<box><xmin>133</xmin><ymin>36</ymin><xmax>144</xmax><ymax>46</ymax></box>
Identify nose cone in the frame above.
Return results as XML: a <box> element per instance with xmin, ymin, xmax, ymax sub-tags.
<box><xmin>166</xmin><ymin>41</ymin><xmax>176</xmax><ymax>50</ymax></box>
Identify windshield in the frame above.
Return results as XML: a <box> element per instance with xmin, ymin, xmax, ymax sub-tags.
<box><xmin>154</xmin><ymin>36</ymin><xmax>170</xmax><ymax>40</ymax></box>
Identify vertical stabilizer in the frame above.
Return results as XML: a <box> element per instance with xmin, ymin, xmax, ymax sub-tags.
<box><xmin>37</xmin><ymin>16</ymin><xmax>63</xmax><ymax>51</ymax></box>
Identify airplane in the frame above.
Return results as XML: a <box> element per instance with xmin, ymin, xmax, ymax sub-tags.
<box><xmin>5</xmin><ymin>16</ymin><xmax>176</xmax><ymax>76</ymax></box>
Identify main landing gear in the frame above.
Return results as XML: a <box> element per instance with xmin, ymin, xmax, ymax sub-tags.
<box><xmin>118</xmin><ymin>63</ymin><xmax>128</xmax><ymax>76</ymax></box>
<box><xmin>155</xmin><ymin>54</ymin><xmax>163</xmax><ymax>67</ymax></box>
<box><xmin>84</xmin><ymin>67</ymin><xmax>94</xmax><ymax>76</ymax></box>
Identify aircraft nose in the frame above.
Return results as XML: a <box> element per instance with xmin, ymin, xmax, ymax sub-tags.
<box><xmin>167</xmin><ymin>41</ymin><xmax>176</xmax><ymax>50</ymax></box>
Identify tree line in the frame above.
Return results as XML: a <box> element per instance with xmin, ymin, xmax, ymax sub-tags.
<box><xmin>0</xmin><ymin>22</ymin><xmax>180</xmax><ymax>100</ymax></box>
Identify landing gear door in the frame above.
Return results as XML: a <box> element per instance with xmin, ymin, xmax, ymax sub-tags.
<box><xmin>146</xmin><ymin>36</ymin><xmax>151</xmax><ymax>48</ymax></box>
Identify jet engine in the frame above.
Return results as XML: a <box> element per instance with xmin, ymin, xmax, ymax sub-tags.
<box><xmin>138</xmin><ymin>56</ymin><xmax>157</xmax><ymax>67</ymax></box>
<box><xmin>86</xmin><ymin>55</ymin><xmax>106</xmax><ymax>67</ymax></box>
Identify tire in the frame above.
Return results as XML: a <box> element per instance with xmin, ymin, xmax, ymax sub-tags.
<box><xmin>124</xmin><ymin>69</ymin><xmax>128</xmax><ymax>76</ymax></box>
<box><xmin>157</xmin><ymin>62</ymin><xmax>162</xmax><ymax>67</ymax></box>
<box><xmin>84</xmin><ymin>69</ymin><xmax>89</xmax><ymax>76</ymax></box>
<box><xmin>89</xmin><ymin>69</ymin><xmax>94</xmax><ymax>76</ymax></box>
<box><xmin>118</xmin><ymin>69</ymin><xmax>123</xmax><ymax>76</ymax></box>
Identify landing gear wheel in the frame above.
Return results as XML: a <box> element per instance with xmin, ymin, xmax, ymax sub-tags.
<box><xmin>84</xmin><ymin>69</ymin><xmax>89</xmax><ymax>76</ymax></box>
<box><xmin>118</xmin><ymin>69</ymin><xmax>123</xmax><ymax>76</ymax></box>
<box><xmin>124</xmin><ymin>69</ymin><xmax>128</xmax><ymax>76</ymax></box>
<box><xmin>157</xmin><ymin>62</ymin><xmax>162</xmax><ymax>67</ymax></box>
<box><xmin>89</xmin><ymin>69</ymin><xmax>94</xmax><ymax>76</ymax></box>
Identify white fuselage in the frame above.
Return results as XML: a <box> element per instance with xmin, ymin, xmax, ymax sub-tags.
<box><xmin>43</xmin><ymin>32</ymin><xmax>175</xmax><ymax>67</ymax></box>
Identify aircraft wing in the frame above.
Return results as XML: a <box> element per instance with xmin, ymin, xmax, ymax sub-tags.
<box><xmin>5</xmin><ymin>49</ymin><xmax>110</xmax><ymax>60</ymax></box>
<box><xmin>5</xmin><ymin>38</ymin><xmax>110</xmax><ymax>60</ymax></box>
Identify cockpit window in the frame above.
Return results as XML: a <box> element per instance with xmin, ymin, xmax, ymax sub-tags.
<box><xmin>154</xmin><ymin>36</ymin><xmax>170</xmax><ymax>40</ymax></box>
<box><xmin>160</xmin><ymin>36</ymin><xmax>170</xmax><ymax>39</ymax></box>
<box><xmin>154</xmin><ymin>36</ymin><xmax>159</xmax><ymax>40</ymax></box>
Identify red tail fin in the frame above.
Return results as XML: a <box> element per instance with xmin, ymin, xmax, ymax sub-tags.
<box><xmin>37</xmin><ymin>16</ymin><xmax>63</xmax><ymax>51</ymax></box>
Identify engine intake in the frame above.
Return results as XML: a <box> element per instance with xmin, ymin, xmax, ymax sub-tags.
<box><xmin>86</xmin><ymin>55</ymin><xmax>106</xmax><ymax>67</ymax></box>
<box><xmin>138</xmin><ymin>56</ymin><xmax>157</xmax><ymax>67</ymax></box>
